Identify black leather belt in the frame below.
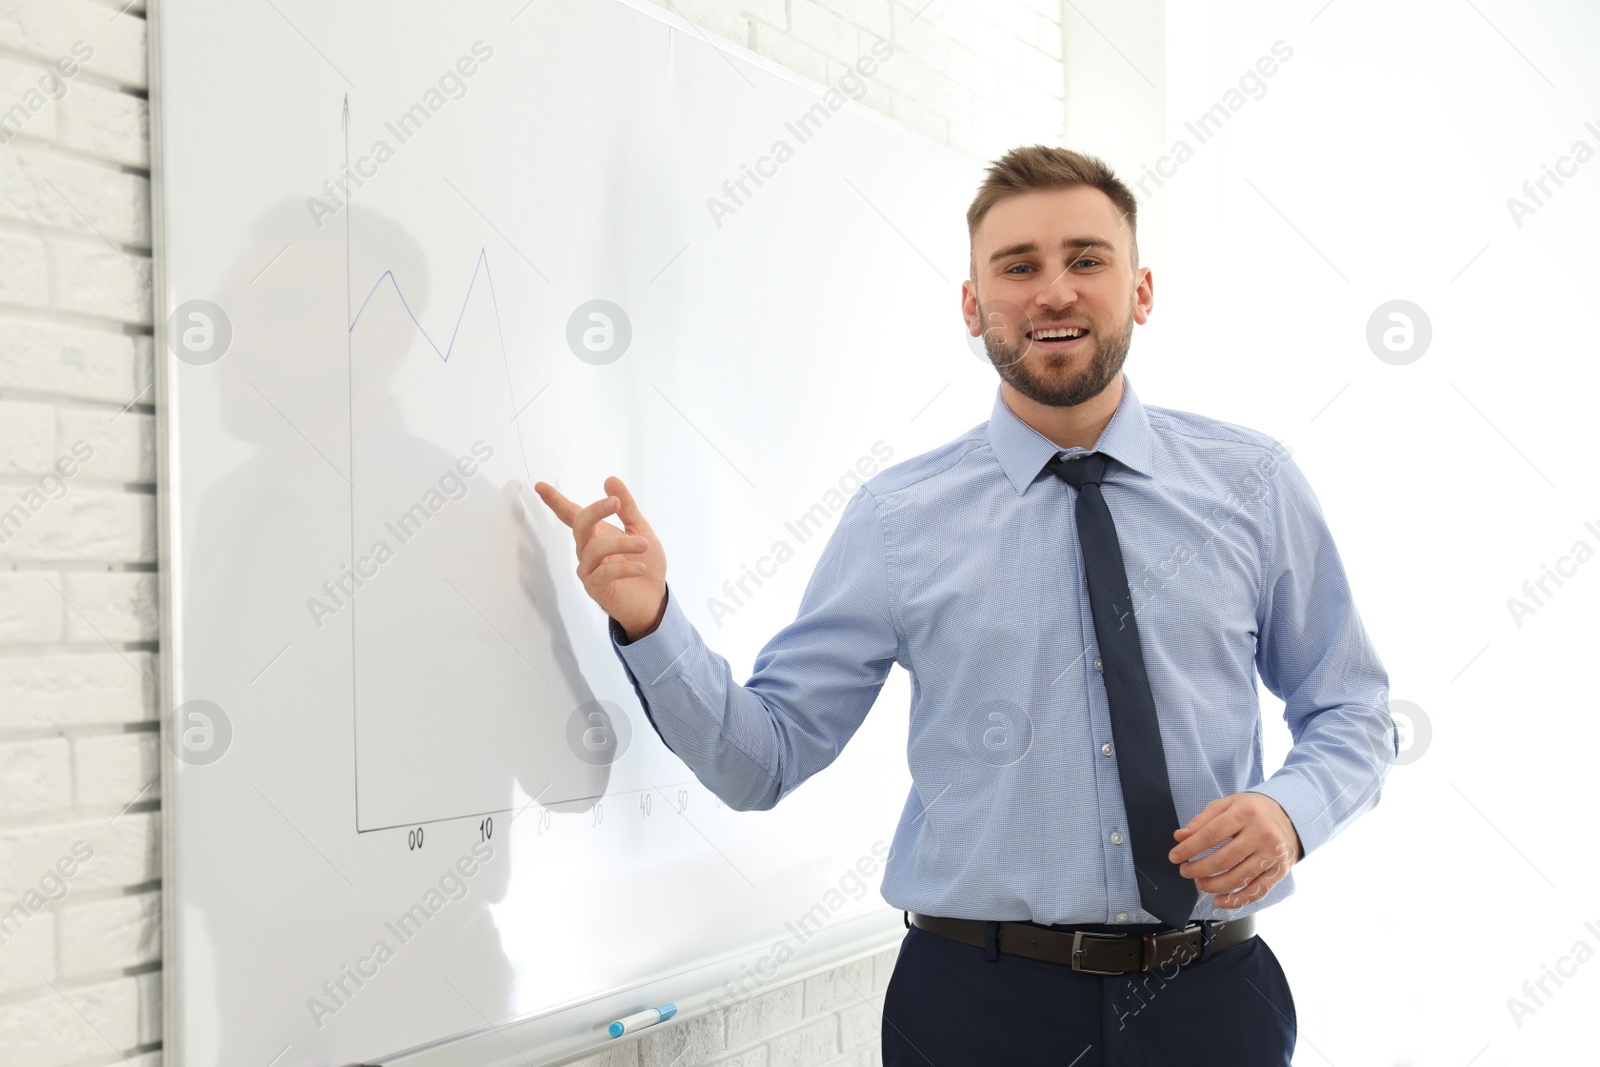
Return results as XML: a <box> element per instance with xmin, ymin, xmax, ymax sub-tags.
<box><xmin>907</xmin><ymin>912</ymin><xmax>1255</xmax><ymax>975</ymax></box>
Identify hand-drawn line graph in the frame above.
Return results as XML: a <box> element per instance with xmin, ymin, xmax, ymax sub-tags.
<box><xmin>340</xmin><ymin>248</ymin><xmax>695</xmax><ymax>837</ymax></box>
<box><xmin>344</xmin><ymin>238</ymin><xmax>588</xmax><ymax>838</ymax></box>
<box><xmin>349</xmin><ymin>247</ymin><xmax>533</xmax><ymax>483</ymax></box>
<box><xmin>337</xmin><ymin>99</ymin><xmax>554</xmax><ymax>836</ymax></box>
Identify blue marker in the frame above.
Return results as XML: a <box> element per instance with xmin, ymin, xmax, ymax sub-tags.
<box><xmin>609</xmin><ymin>1003</ymin><xmax>676</xmax><ymax>1038</ymax></box>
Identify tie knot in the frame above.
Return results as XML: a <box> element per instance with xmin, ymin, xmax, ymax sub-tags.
<box><xmin>1046</xmin><ymin>451</ymin><xmax>1107</xmax><ymax>489</ymax></box>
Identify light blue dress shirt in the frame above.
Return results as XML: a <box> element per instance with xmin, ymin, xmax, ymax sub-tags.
<box><xmin>608</xmin><ymin>373</ymin><xmax>1394</xmax><ymax>925</ymax></box>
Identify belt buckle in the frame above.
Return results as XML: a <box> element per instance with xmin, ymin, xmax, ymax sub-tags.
<box><xmin>1142</xmin><ymin>922</ymin><xmax>1202</xmax><ymax>972</ymax></box>
<box><xmin>1070</xmin><ymin>930</ymin><xmax>1131</xmax><ymax>975</ymax></box>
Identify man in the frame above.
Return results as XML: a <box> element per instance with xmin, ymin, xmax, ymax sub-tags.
<box><xmin>535</xmin><ymin>145</ymin><xmax>1395</xmax><ymax>1066</ymax></box>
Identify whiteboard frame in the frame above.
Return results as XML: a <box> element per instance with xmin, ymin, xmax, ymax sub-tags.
<box><xmin>379</xmin><ymin>910</ymin><xmax>903</xmax><ymax>1067</ymax></box>
<box><xmin>149</xmin><ymin>0</ymin><xmax>182</xmax><ymax>1061</ymax></box>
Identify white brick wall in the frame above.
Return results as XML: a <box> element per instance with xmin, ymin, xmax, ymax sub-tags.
<box><xmin>0</xmin><ymin>1</ymin><xmax>1065</xmax><ymax>1065</ymax></box>
<box><xmin>1</xmin><ymin>0</ymin><xmax>160</xmax><ymax>1056</ymax></box>
<box><xmin>641</xmin><ymin>0</ymin><xmax>1066</xmax><ymax>160</ymax></box>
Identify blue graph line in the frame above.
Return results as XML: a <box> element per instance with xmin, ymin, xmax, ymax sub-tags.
<box><xmin>349</xmin><ymin>248</ymin><xmax>532</xmax><ymax>483</ymax></box>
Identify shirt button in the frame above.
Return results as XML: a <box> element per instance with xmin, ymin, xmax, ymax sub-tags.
<box><xmin>1101</xmin><ymin>742</ymin><xmax>1114</xmax><ymax>756</ymax></box>
<box><xmin>1093</xmin><ymin>657</ymin><xmax>1103</xmax><ymax>672</ymax></box>
<box><xmin>1110</xmin><ymin>831</ymin><xmax>1124</xmax><ymax>844</ymax></box>
<box><xmin>1116</xmin><ymin>912</ymin><xmax>1130</xmax><ymax>922</ymax></box>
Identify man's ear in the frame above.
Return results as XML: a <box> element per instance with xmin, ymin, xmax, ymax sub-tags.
<box><xmin>1132</xmin><ymin>266</ymin><xmax>1155</xmax><ymax>325</ymax></box>
<box><xmin>960</xmin><ymin>279</ymin><xmax>981</xmax><ymax>335</ymax></box>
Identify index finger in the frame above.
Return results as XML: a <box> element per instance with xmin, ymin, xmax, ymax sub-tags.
<box><xmin>531</xmin><ymin>481</ymin><xmax>583</xmax><ymax>528</ymax></box>
<box><xmin>534</xmin><ymin>481</ymin><xmax>620</xmax><ymax>550</ymax></box>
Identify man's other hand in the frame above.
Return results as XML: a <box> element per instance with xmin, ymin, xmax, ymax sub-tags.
<box><xmin>1169</xmin><ymin>792</ymin><xmax>1302</xmax><ymax>910</ymax></box>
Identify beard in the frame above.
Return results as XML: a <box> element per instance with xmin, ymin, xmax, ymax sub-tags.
<box><xmin>981</xmin><ymin>298</ymin><xmax>1134</xmax><ymax>408</ymax></box>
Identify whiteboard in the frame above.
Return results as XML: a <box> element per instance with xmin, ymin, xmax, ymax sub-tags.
<box><xmin>151</xmin><ymin>0</ymin><xmax>990</xmax><ymax>1064</ymax></box>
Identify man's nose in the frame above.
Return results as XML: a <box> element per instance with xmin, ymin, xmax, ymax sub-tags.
<box><xmin>1035</xmin><ymin>266</ymin><xmax>1079</xmax><ymax>309</ymax></box>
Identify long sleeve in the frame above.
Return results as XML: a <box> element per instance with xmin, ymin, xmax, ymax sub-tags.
<box><xmin>1245</xmin><ymin>451</ymin><xmax>1396</xmax><ymax>859</ymax></box>
<box><xmin>607</xmin><ymin>485</ymin><xmax>903</xmax><ymax>811</ymax></box>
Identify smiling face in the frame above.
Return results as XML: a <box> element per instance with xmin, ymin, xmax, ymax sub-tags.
<box><xmin>962</xmin><ymin>185</ymin><xmax>1153</xmax><ymax>408</ymax></box>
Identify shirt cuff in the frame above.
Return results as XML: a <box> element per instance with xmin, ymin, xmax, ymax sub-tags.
<box><xmin>608</xmin><ymin>584</ymin><xmax>696</xmax><ymax>686</ymax></box>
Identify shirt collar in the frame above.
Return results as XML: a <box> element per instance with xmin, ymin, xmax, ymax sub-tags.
<box><xmin>987</xmin><ymin>372</ymin><xmax>1155</xmax><ymax>495</ymax></box>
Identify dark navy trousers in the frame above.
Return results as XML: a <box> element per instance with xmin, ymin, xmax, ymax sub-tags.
<box><xmin>881</xmin><ymin>919</ymin><xmax>1297</xmax><ymax>1066</ymax></box>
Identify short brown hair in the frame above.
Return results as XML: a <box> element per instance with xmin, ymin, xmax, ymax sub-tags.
<box><xmin>966</xmin><ymin>146</ymin><xmax>1139</xmax><ymax>277</ymax></box>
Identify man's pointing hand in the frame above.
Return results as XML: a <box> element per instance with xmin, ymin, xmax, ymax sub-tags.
<box><xmin>532</xmin><ymin>475</ymin><xmax>668</xmax><ymax>641</ymax></box>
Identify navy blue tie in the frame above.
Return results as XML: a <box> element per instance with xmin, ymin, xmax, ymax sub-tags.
<box><xmin>1046</xmin><ymin>451</ymin><xmax>1197</xmax><ymax>929</ymax></box>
